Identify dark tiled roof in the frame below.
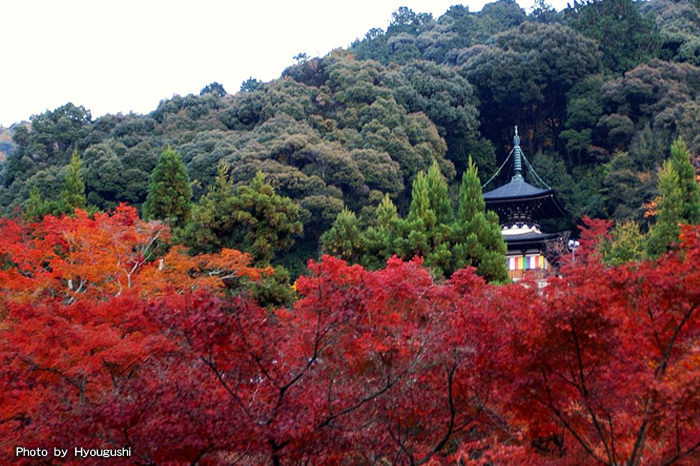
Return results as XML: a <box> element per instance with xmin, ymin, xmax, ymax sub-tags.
<box><xmin>503</xmin><ymin>230</ymin><xmax>562</xmax><ymax>242</ymax></box>
<box><xmin>483</xmin><ymin>179</ymin><xmax>550</xmax><ymax>199</ymax></box>
<box><xmin>483</xmin><ymin>179</ymin><xmax>568</xmax><ymax>221</ymax></box>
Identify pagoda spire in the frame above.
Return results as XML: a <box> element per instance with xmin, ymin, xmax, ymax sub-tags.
<box><xmin>512</xmin><ymin>126</ymin><xmax>523</xmax><ymax>181</ymax></box>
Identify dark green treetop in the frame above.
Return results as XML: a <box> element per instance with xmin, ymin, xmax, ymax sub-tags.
<box><xmin>185</xmin><ymin>165</ymin><xmax>303</xmax><ymax>268</ymax></box>
<box><xmin>143</xmin><ymin>147</ymin><xmax>192</xmax><ymax>227</ymax></box>
<box><xmin>323</xmin><ymin>158</ymin><xmax>507</xmax><ymax>282</ymax></box>
<box><xmin>647</xmin><ymin>137</ymin><xmax>700</xmax><ymax>257</ymax></box>
<box><xmin>232</xmin><ymin>172</ymin><xmax>303</xmax><ymax>267</ymax></box>
<box><xmin>61</xmin><ymin>149</ymin><xmax>86</xmax><ymax>210</ymax></box>
<box><xmin>453</xmin><ymin>158</ymin><xmax>508</xmax><ymax>282</ymax></box>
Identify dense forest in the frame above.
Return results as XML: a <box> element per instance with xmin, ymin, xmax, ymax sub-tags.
<box><xmin>2</xmin><ymin>0</ymin><xmax>700</xmax><ymax>464</ymax></box>
<box><xmin>3</xmin><ymin>0</ymin><xmax>700</xmax><ymax>272</ymax></box>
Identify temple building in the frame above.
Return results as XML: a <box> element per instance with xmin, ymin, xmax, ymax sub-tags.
<box><xmin>482</xmin><ymin>127</ymin><xmax>567</xmax><ymax>281</ymax></box>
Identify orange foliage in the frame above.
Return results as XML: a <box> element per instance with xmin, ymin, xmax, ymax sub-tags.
<box><xmin>0</xmin><ymin>205</ymin><xmax>267</xmax><ymax>304</ymax></box>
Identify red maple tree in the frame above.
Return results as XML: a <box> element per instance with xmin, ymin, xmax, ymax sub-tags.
<box><xmin>1</xmin><ymin>208</ymin><xmax>699</xmax><ymax>466</ymax></box>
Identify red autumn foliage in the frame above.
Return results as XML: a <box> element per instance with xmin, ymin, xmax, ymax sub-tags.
<box><xmin>0</xmin><ymin>209</ymin><xmax>699</xmax><ymax>465</ymax></box>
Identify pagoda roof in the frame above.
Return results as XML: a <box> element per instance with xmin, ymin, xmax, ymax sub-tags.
<box><xmin>503</xmin><ymin>229</ymin><xmax>563</xmax><ymax>243</ymax></box>
<box><xmin>503</xmin><ymin>229</ymin><xmax>564</xmax><ymax>254</ymax></box>
<box><xmin>481</xmin><ymin>127</ymin><xmax>567</xmax><ymax>221</ymax></box>
<box><xmin>483</xmin><ymin>180</ymin><xmax>568</xmax><ymax>221</ymax></box>
<box><xmin>483</xmin><ymin>178</ymin><xmax>552</xmax><ymax>200</ymax></box>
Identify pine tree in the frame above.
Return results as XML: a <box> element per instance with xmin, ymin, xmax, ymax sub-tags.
<box><xmin>646</xmin><ymin>138</ymin><xmax>700</xmax><ymax>257</ymax></box>
<box><xmin>426</xmin><ymin>162</ymin><xmax>454</xmax><ymax>226</ymax></box>
<box><xmin>669</xmin><ymin>138</ymin><xmax>700</xmax><ymax>224</ymax></box>
<box><xmin>61</xmin><ymin>149</ymin><xmax>86</xmax><ymax>210</ymax></box>
<box><xmin>184</xmin><ymin>168</ymin><xmax>302</xmax><ymax>267</ymax></box>
<box><xmin>362</xmin><ymin>194</ymin><xmax>401</xmax><ymax>269</ymax></box>
<box><xmin>647</xmin><ymin>161</ymin><xmax>685</xmax><ymax>257</ymax></box>
<box><xmin>321</xmin><ymin>209</ymin><xmax>367</xmax><ymax>263</ymax></box>
<box><xmin>396</xmin><ymin>162</ymin><xmax>457</xmax><ymax>275</ymax></box>
<box><xmin>457</xmin><ymin>158</ymin><xmax>486</xmax><ymax>223</ymax></box>
<box><xmin>143</xmin><ymin>147</ymin><xmax>192</xmax><ymax>227</ymax></box>
<box><xmin>400</xmin><ymin>170</ymin><xmax>433</xmax><ymax>260</ymax></box>
<box><xmin>232</xmin><ymin>172</ymin><xmax>303</xmax><ymax>267</ymax></box>
<box><xmin>453</xmin><ymin>158</ymin><xmax>508</xmax><ymax>282</ymax></box>
<box><xmin>182</xmin><ymin>161</ymin><xmax>238</xmax><ymax>253</ymax></box>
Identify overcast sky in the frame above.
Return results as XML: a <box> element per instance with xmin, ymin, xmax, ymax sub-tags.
<box><xmin>1</xmin><ymin>0</ymin><xmax>571</xmax><ymax>127</ymax></box>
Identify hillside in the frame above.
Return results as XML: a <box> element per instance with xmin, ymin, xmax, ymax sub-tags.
<box><xmin>2</xmin><ymin>0</ymin><xmax>700</xmax><ymax>268</ymax></box>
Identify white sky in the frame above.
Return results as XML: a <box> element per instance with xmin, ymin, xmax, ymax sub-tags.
<box><xmin>1</xmin><ymin>0</ymin><xmax>570</xmax><ymax>127</ymax></box>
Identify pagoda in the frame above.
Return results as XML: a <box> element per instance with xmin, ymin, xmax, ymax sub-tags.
<box><xmin>482</xmin><ymin>127</ymin><xmax>567</xmax><ymax>281</ymax></box>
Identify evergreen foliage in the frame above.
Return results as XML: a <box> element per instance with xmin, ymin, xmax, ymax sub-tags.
<box><xmin>143</xmin><ymin>147</ymin><xmax>192</xmax><ymax>227</ymax></box>
<box><xmin>4</xmin><ymin>1</ymin><xmax>700</xmax><ymax>272</ymax></box>
<box><xmin>184</xmin><ymin>166</ymin><xmax>303</xmax><ymax>267</ymax></box>
<box><xmin>669</xmin><ymin>137</ymin><xmax>700</xmax><ymax>224</ymax></box>
<box><xmin>61</xmin><ymin>149</ymin><xmax>86</xmax><ymax>210</ymax></box>
<box><xmin>565</xmin><ymin>0</ymin><xmax>661</xmax><ymax>74</ymax></box>
<box><xmin>231</xmin><ymin>172</ymin><xmax>303</xmax><ymax>267</ymax></box>
<box><xmin>182</xmin><ymin>161</ymin><xmax>239</xmax><ymax>253</ymax></box>
<box><xmin>647</xmin><ymin>138</ymin><xmax>700</xmax><ymax>257</ymax></box>
<box><xmin>453</xmin><ymin>158</ymin><xmax>508</xmax><ymax>282</ymax></box>
<box><xmin>647</xmin><ymin>161</ymin><xmax>685</xmax><ymax>257</ymax></box>
<box><xmin>322</xmin><ymin>159</ymin><xmax>507</xmax><ymax>281</ymax></box>
<box><xmin>601</xmin><ymin>221</ymin><xmax>647</xmax><ymax>266</ymax></box>
<box><xmin>320</xmin><ymin>209</ymin><xmax>366</xmax><ymax>264</ymax></box>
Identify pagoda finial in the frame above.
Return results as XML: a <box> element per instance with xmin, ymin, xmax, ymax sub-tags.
<box><xmin>512</xmin><ymin>126</ymin><xmax>523</xmax><ymax>181</ymax></box>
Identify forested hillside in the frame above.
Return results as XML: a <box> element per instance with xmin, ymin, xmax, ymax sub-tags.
<box><xmin>2</xmin><ymin>0</ymin><xmax>700</xmax><ymax>268</ymax></box>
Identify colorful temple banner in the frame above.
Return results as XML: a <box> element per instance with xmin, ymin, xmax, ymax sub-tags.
<box><xmin>507</xmin><ymin>255</ymin><xmax>547</xmax><ymax>270</ymax></box>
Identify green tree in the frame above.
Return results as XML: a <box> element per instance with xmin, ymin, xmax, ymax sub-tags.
<box><xmin>5</xmin><ymin>103</ymin><xmax>91</xmax><ymax>187</ymax></box>
<box><xmin>601</xmin><ymin>221</ymin><xmax>646</xmax><ymax>266</ymax></box>
<box><xmin>61</xmin><ymin>149</ymin><xmax>86</xmax><ymax>210</ymax></box>
<box><xmin>394</xmin><ymin>162</ymin><xmax>454</xmax><ymax>274</ymax></box>
<box><xmin>24</xmin><ymin>187</ymin><xmax>64</xmax><ymax>219</ymax></box>
<box><xmin>565</xmin><ymin>0</ymin><xmax>660</xmax><ymax>74</ymax></box>
<box><xmin>230</xmin><ymin>172</ymin><xmax>303</xmax><ymax>267</ymax></box>
<box><xmin>200</xmin><ymin>82</ymin><xmax>226</xmax><ymax>96</ymax></box>
<box><xmin>321</xmin><ymin>208</ymin><xmax>367</xmax><ymax>264</ymax></box>
<box><xmin>647</xmin><ymin>137</ymin><xmax>700</xmax><ymax>257</ymax></box>
<box><xmin>322</xmin><ymin>160</ymin><xmax>507</xmax><ymax>281</ymax></box>
<box><xmin>459</xmin><ymin>22</ymin><xmax>601</xmax><ymax>155</ymax></box>
<box><xmin>186</xmin><ymin>166</ymin><xmax>303</xmax><ymax>268</ymax></box>
<box><xmin>143</xmin><ymin>147</ymin><xmax>192</xmax><ymax>227</ymax></box>
<box><xmin>453</xmin><ymin>158</ymin><xmax>508</xmax><ymax>282</ymax></box>
<box><xmin>668</xmin><ymin>137</ymin><xmax>700</xmax><ymax>223</ymax></box>
<box><xmin>182</xmin><ymin>161</ymin><xmax>239</xmax><ymax>253</ymax></box>
<box><xmin>362</xmin><ymin>194</ymin><xmax>401</xmax><ymax>269</ymax></box>
<box><xmin>647</xmin><ymin>161</ymin><xmax>685</xmax><ymax>257</ymax></box>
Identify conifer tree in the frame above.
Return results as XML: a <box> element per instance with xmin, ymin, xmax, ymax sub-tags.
<box><xmin>232</xmin><ymin>172</ymin><xmax>303</xmax><ymax>267</ymax></box>
<box><xmin>453</xmin><ymin>158</ymin><xmax>508</xmax><ymax>282</ymax></box>
<box><xmin>143</xmin><ymin>147</ymin><xmax>192</xmax><ymax>227</ymax></box>
<box><xmin>61</xmin><ymin>149</ymin><xmax>86</xmax><ymax>210</ymax></box>
<box><xmin>602</xmin><ymin>221</ymin><xmax>646</xmax><ymax>266</ymax></box>
<box><xmin>322</xmin><ymin>159</ymin><xmax>507</xmax><ymax>281</ymax></box>
<box><xmin>321</xmin><ymin>208</ymin><xmax>366</xmax><ymax>264</ymax></box>
<box><xmin>400</xmin><ymin>170</ymin><xmax>433</xmax><ymax>259</ymax></box>
<box><xmin>647</xmin><ymin>161</ymin><xmax>685</xmax><ymax>257</ymax></box>
<box><xmin>24</xmin><ymin>187</ymin><xmax>54</xmax><ymax>219</ymax></box>
<box><xmin>182</xmin><ymin>161</ymin><xmax>238</xmax><ymax>253</ymax></box>
<box><xmin>184</xmin><ymin>167</ymin><xmax>302</xmax><ymax>267</ymax></box>
<box><xmin>669</xmin><ymin>137</ymin><xmax>700</xmax><ymax>224</ymax></box>
<box><xmin>426</xmin><ymin>162</ymin><xmax>454</xmax><ymax>226</ymax></box>
<box><xmin>397</xmin><ymin>162</ymin><xmax>455</xmax><ymax>274</ymax></box>
<box><xmin>362</xmin><ymin>194</ymin><xmax>401</xmax><ymax>268</ymax></box>
<box><xmin>647</xmin><ymin>138</ymin><xmax>700</xmax><ymax>257</ymax></box>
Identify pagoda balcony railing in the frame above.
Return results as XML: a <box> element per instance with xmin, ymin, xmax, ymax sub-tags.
<box><xmin>508</xmin><ymin>268</ymin><xmax>550</xmax><ymax>281</ymax></box>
